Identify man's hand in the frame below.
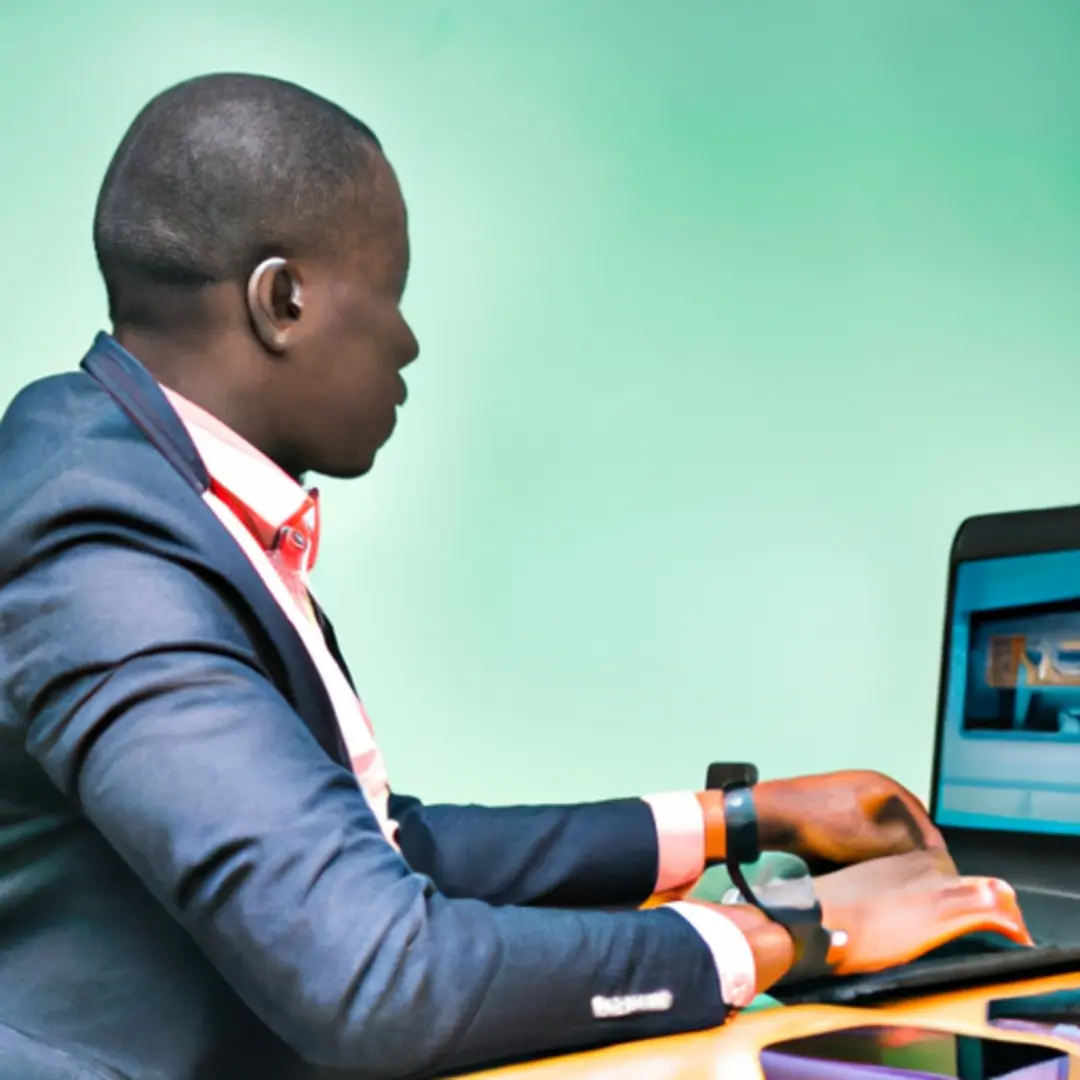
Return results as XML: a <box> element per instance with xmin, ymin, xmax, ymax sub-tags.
<box><xmin>814</xmin><ymin>850</ymin><xmax>1034</xmax><ymax>976</ymax></box>
<box><xmin>699</xmin><ymin>770</ymin><xmax>946</xmax><ymax>870</ymax></box>
<box><xmin>682</xmin><ymin>850</ymin><xmax>1033</xmax><ymax>995</ymax></box>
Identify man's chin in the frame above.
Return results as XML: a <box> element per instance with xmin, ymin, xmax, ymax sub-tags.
<box><xmin>313</xmin><ymin>418</ymin><xmax>397</xmax><ymax>480</ymax></box>
<box><xmin>319</xmin><ymin>446</ymin><xmax>381</xmax><ymax>481</ymax></box>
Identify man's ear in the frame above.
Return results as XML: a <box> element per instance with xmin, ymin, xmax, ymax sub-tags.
<box><xmin>246</xmin><ymin>256</ymin><xmax>304</xmax><ymax>353</ymax></box>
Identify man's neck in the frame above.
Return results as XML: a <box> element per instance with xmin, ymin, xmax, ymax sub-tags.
<box><xmin>113</xmin><ymin>327</ymin><xmax>304</xmax><ymax>482</ymax></box>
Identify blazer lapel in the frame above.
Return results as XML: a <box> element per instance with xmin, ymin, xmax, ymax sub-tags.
<box><xmin>80</xmin><ymin>334</ymin><xmax>351</xmax><ymax>768</ymax></box>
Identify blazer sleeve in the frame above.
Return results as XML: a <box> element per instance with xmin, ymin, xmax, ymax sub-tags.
<box><xmin>389</xmin><ymin>793</ymin><xmax>660</xmax><ymax>908</ymax></box>
<box><xmin>0</xmin><ymin>538</ymin><xmax>728</xmax><ymax>1079</ymax></box>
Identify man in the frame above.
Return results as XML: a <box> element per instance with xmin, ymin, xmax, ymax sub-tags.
<box><xmin>0</xmin><ymin>74</ymin><xmax>1029</xmax><ymax>1080</ymax></box>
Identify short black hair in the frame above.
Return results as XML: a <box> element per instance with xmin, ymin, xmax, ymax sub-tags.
<box><xmin>93</xmin><ymin>73</ymin><xmax>381</xmax><ymax>323</ymax></box>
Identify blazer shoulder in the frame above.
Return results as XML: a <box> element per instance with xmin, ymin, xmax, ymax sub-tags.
<box><xmin>0</xmin><ymin>372</ymin><xmax>206</xmax><ymax>581</ymax></box>
<box><xmin>1</xmin><ymin>370</ymin><xmax>107</xmax><ymax>445</ymax></box>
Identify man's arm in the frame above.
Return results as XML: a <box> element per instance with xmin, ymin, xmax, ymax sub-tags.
<box><xmin>1</xmin><ymin>539</ymin><xmax>737</xmax><ymax>1078</ymax></box>
<box><xmin>389</xmin><ymin>791</ymin><xmax>705</xmax><ymax>907</ymax></box>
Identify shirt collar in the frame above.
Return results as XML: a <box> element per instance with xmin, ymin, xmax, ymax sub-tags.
<box><xmin>160</xmin><ymin>386</ymin><xmax>320</xmax><ymax>571</ymax></box>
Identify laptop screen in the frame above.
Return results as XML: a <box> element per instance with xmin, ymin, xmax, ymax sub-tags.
<box><xmin>935</xmin><ymin>548</ymin><xmax>1080</xmax><ymax>836</ymax></box>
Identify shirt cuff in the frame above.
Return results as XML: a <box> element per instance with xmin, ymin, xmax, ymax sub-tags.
<box><xmin>642</xmin><ymin>791</ymin><xmax>706</xmax><ymax>893</ymax></box>
<box><xmin>666</xmin><ymin>901</ymin><xmax>757</xmax><ymax>1009</ymax></box>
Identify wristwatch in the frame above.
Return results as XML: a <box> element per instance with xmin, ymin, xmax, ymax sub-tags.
<box><xmin>705</xmin><ymin>761</ymin><xmax>840</xmax><ymax>983</ymax></box>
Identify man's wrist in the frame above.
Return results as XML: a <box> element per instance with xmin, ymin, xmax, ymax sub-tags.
<box><xmin>666</xmin><ymin>901</ymin><xmax>758</xmax><ymax>1008</ymax></box>
<box><xmin>643</xmin><ymin>792</ymin><xmax>707</xmax><ymax>894</ymax></box>
<box><xmin>668</xmin><ymin>901</ymin><xmax>796</xmax><ymax>1004</ymax></box>
<box><xmin>697</xmin><ymin>774</ymin><xmax>781</xmax><ymax>866</ymax></box>
<box><xmin>695</xmin><ymin>789</ymin><xmax>727</xmax><ymax>863</ymax></box>
<box><xmin>645</xmin><ymin>777</ymin><xmax>798</xmax><ymax>894</ymax></box>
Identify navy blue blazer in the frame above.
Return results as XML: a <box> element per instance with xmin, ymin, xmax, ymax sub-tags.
<box><xmin>0</xmin><ymin>334</ymin><xmax>726</xmax><ymax>1079</ymax></box>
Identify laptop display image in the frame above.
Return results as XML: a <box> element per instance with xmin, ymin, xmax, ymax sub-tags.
<box><xmin>936</xmin><ymin>558</ymin><xmax>1080</xmax><ymax>838</ymax></box>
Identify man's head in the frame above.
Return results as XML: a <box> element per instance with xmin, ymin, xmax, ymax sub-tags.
<box><xmin>94</xmin><ymin>73</ymin><xmax>418</xmax><ymax>478</ymax></box>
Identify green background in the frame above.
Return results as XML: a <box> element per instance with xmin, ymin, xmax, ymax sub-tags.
<box><xmin>3</xmin><ymin>2</ymin><xmax>1079</xmax><ymax>807</ymax></box>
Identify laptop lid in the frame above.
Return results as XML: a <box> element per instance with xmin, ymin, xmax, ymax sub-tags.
<box><xmin>929</xmin><ymin>505</ymin><xmax>1080</xmax><ymax>900</ymax></box>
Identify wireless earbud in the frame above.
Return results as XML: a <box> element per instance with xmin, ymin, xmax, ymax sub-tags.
<box><xmin>248</xmin><ymin>256</ymin><xmax>303</xmax><ymax>322</ymax></box>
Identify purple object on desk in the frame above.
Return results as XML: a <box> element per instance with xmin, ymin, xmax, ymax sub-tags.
<box><xmin>761</xmin><ymin>1049</ymin><xmax>1068</xmax><ymax>1079</ymax></box>
<box><xmin>761</xmin><ymin>1051</ymin><xmax>945</xmax><ymax>1078</ymax></box>
<box><xmin>995</xmin><ymin>1018</ymin><xmax>1080</xmax><ymax>1046</ymax></box>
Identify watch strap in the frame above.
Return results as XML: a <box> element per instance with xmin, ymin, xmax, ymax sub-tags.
<box><xmin>770</xmin><ymin>903</ymin><xmax>837</xmax><ymax>984</ymax></box>
<box><xmin>723</xmin><ymin>786</ymin><xmax>761</xmax><ymax>866</ymax></box>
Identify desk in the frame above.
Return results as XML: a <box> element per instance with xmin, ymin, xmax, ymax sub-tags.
<box><xmin>465</xmin><ymin>971</ymin><xmax>1080</xmax><ymax>1080</ymax></box>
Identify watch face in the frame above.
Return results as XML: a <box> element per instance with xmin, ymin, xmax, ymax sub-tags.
<box><xmin>705</xmin><ymin>761</ymin><xmax>760</xmax><ymax>790</ymax></box>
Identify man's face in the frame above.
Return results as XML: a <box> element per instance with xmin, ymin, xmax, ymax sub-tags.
<box><xmin>281</xmin><ymin>153</ymin><xmax>419</xmax><ymax>479</ymax></box>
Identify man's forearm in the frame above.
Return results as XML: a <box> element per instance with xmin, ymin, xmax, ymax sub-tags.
<box><xmin>391</xmin><ymin>788</ymin><xmax>718</xmax><ymax>908</ymax></box>
<box><xmin>391</xmin><ymin>794</ymin><xmax>661</xmax><ymax>907</ymax></box>
<box><xmin>392</xmin><ymin>793</ymin><xmax>774</xmax><ymax>1013</ymax></box>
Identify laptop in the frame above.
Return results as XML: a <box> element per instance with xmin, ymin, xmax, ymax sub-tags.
<box><xmin>776</xmin><ymin>505</ymin><xmax>1080</xmax><ymax>1005</ymax></box>
<box><xmin>931</xmin><ymin>505</ymin><xmax>1080</xmax><ymax>947</ymax></box>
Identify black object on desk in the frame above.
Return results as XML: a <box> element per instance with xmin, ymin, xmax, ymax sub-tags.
<box><xmin>773</xmin><ymin>933</ymin><xmax>1080</xmax><ymax>1007</ymax></box>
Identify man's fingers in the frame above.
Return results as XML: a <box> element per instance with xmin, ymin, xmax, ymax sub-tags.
<box><xmin>954</xmin><ymin>877</ymin><xmax>1034</xmax><ymax>945</ymax></box>
<box><xmin>915</xmin><ymin>876</ymin><xmax>1034</xmax><ymax>950</ymax></box>
<box><xmin>840</xmin><ymin>909</ymin><xmax>1032</xmax><ymax>974</ymax></box>
<box><xmin>928</xmin><ymin>900</ymin><xmax>1035</xmax><ymax>950</ymax></box>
